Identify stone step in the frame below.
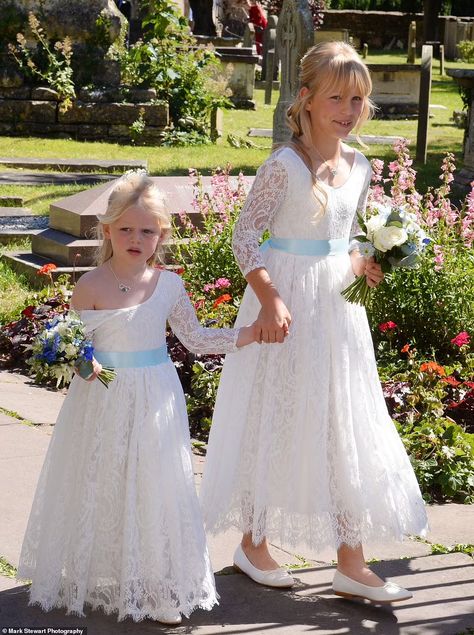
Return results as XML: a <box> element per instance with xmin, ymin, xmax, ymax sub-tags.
<box><xmin>0</xmin><ymin>157</ymin><xmax>147</xmax><ymax>173</ymax></box>
<box><xmin>31</xmin><ymin>228</ymin><xmax>186</xmax><ymax>267</ymax></box>
<box><xmin>0</xmin><ymin>207</ymin><xmax>33</xmax><ymax>216</ymax></box>
<box><xmin>0</xmin><ymin>171</ymin><xmax>116</xmax><ymax>186</ymax></box>
<box><xmin>2</xmin><ymin>250</ymin><xmax>181</xmax><ymax>288</ymax></box>
<box><xmin>32</xmin><ymin>228</ymin><xmax>99</xmax><ymax>267</ymax></box>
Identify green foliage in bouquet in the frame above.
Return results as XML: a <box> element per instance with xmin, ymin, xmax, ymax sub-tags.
<box><xmin>367</xmin><ymin>143</ymin><xmax>474</xmax><ymax>361</ymax></box>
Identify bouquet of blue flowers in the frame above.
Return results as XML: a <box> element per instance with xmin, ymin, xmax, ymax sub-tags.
<box><xmin>342</xmin><ymin>202</ymin><xmax>430</xmax><ymax>307</ymax></box>
<box><xmin>26</xmin><ymin>311</ymin><xmax>116</xmax><ymax>388</ymax></box>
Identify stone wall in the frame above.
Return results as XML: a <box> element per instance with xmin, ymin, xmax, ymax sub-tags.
<box><xmin>0</xmin><ymin>85</ymin><xmax>169</xmax><ymax>144</ymax></box>
<box><xmin>321</xmin><ymin>10</ymin><xmax>473</xmax><ymax>49</ymax></box>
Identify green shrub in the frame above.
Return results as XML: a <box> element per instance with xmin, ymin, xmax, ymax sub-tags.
<box><xmin>457</xmin><ymin>40</ymin><xmax>474</xmax><ymax>63</ymax></box>
<box><xmin>367</xmin><ymin>145</ymin><xmax>474</xmax><ymax>361</ymax></box>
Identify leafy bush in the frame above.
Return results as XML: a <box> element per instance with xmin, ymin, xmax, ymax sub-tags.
<box><xmin>367</xmin><ymin>143</ymin><xmax>474</xmax><ymax>360</ymax></box>
<box><xmin>381</xmin><ymin>353</ymin><xmax>474</xmax><ymax>502</ymax></box>
<box><xmin>457</xmin><ymin>40</ymin><xmax>474</xmax><ymax>63</ymax></box>
<box><xmin>120</xmin><ymin>0</ymin><xmax>231</xmax><ymax>143</ymax></box>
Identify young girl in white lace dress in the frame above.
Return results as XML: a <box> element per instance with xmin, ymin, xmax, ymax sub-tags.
<box><xmin>17</xmin><ymin>173</ymin><xmax>258</xmax><ymax>625</ymax></box>
<box><xmin>201</xmin><ymin>42</ymin><xmax>428</xmax><ymax>603</ymax></box>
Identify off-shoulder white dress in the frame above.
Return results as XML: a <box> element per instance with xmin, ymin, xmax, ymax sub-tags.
<box><xmin>18</xmin><ymin>270</ymin><xmax>240</xmax><ymax>621</ymax></box>
<box><xmin>201</xmin><ymin>146</ymin><xmax>428</xmax><ymax>552</ymax></box>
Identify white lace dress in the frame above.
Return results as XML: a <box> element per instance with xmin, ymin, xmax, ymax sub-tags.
<box><xmin>18</xmin><ymin>270</ymin><xmax>240</xmax><ymax>621</ymax></box>
<box><xmin>200</xmin><ymin>146</ymin><xmax>428</xmax><ymax>552</ymax></box>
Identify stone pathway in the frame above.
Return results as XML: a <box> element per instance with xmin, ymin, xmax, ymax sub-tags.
<box><xmin>0</xmin><ymin>369</ymin><xmax>473</xmax><ymax>634</ymax></box>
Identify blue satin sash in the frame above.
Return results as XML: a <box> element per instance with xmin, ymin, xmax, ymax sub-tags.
<box><xmin>261</xmin><ymin>237</ymin><xmax>349</xmax><ymax>256</ymax></box>
<box><xmin>94</xmin><ymin>344</ymin><xmax>169</xmax><ymax>368</ymax></box>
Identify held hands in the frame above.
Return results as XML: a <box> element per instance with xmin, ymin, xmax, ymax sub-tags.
<box><xmin>255</xmin><ymin>296</ymin><xmax>291</xmax><ymax>343</ymax></box>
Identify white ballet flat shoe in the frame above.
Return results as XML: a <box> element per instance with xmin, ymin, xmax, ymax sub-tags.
<box><xmin>332</xmin><ymin>570</ymin><xmax>413</xmax><ymax>603</ymax></box>
<box><xmin>233</xmin><ymin>544</ymin><xmax>295</xmax><ymax>588</ymax></box>
<box><xmin>156</xmin><ymin>608</ymin><xmax>182</xmax><ymax>625</ymax></box>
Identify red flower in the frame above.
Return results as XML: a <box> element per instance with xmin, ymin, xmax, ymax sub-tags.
<box><xmin>176</xmin><ymin>267</ymin><xmax>185</xmax><ymax>276</ymax></box>
<box><xmin>37</xmin><ymin>263</ymin><xmax>57</xmax><ymax>276</ymax></box>
<box><xmin>450</xmin><ymin>331</ymin><xmax>470</xmax><ymax>347</ymax></box>
<box><xmin>401</xmin><ymin>344</ymin><xmax>411</xmax><ymax>353</ymax></box>
<box><xmin>21</xmin><ymin>305</ymin><xmax>36</xmax><ymax>319</ymax></box>
<box><xmin>379</xmin><ymin>321</ymin><xmax>398</xmax><ymax>332</ymax></box>
<box><xmin>213</xmin><ymin>293</ymin><xmax>232</xmax><ymax>309</ymax></box>
<box><xmin>420</xmin><ymin>361</ymin><xmax>446</xmax><ymax>376</ymax></box>
<box><xmin>442</xmin><ymin>376</ymin><xmax>461</xmax><ymax>386</ymax></box>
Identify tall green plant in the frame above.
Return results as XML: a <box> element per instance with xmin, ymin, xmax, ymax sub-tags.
<box><xmin>120</xmin><ymin>0</ymin><xmax>230</xmax><ymax>143</ymax></box>
<box><xmin>8</xmin><ymin>13</ymin><xmax>75</xmax><ymax>112</ymax></box>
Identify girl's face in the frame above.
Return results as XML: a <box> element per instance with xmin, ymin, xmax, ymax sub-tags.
<box><xmin>103</xmin><ymin>204</ymin><xmax>162</xmax><ymax>264</ymax></box>
<box><xmin>302</xmin><ymin>84</ymin><xmax>365</xmax><ymax>141</ymax></box>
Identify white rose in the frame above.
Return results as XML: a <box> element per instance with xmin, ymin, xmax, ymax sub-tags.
<box><xmin>366</xmin><ymin>215</ymin><xmax>386</xmax><ymax>241</ymax></box>
<box><xmin>373</xmin><ymin>226</ymin><xmax>408</xmax><ymax>252</ymax></box>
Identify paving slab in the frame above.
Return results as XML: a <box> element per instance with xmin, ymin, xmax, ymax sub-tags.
<box><xmin>0</xmin><ymin>553</ymin><xmax>472</xmax><ymax>634</ymax></box>
<box><xmin>0</xmin><ymin>370</ymin><xmax>65</xmax><ymax>425</ymax></box>
<box><xmin>0</xmin><ymin>158</ymin><xmax>147</xmax><ymax>172</ymax></box>
<box><xmin>1</xmin><ymin>374</ymin><xmax>473</xmax><ymax>634</ymax></box>
<box><xmin>0</xmin><ymin>415</ymin><xmax>51</xmax><ymax>566</ymax></box>
<box><xmin>0</xmin><ymin>172</ymin><xmax>116</xmax><ymax>186</ymax></box>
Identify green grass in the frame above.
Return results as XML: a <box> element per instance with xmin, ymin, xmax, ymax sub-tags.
<box><xmin>0</xmin><ymin>51</ymin><xmax>472</xmax><ymax>213</ymax></box>
<box><xmin>0</xmin><ymin>555</ymin><xmax>17</xmax><ymax>578</ymax></box>
<box><xmin>0</xmin><ymin>241</ymin><xmax>32</xmax><ymax>321</ymax></box>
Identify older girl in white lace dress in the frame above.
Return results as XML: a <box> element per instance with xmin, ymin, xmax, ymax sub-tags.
<box><xmin>201</xmin><ymin>42</ymin><xmax>428</xmax><ymax>603</ymax></box>
<box><xmin>17</xmin><ymin>173</ymin><xmax>258</xmax><ymax>625</ymax></box>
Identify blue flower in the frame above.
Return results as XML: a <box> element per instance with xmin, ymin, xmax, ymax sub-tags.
<box><xmin>81</xmin><ymin>342</ymin><xmax>94</xmax><ymax>362</ymax></box>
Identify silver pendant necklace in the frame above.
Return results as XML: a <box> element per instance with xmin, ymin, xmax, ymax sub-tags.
<box><xmin>313</xmin><ymin>146</ymin><xmax>340</xmax><ymax>177</ymax></box>
<box><xmin>108</xmin><ymin>261</ymin><xmax>131</xmax><ymax>293</ymax></box>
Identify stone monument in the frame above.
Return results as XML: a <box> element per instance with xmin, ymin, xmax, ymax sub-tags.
<box><xmin>272</xmin><ymin>0</ymin><xmax>313</xmax><ymax>145</ymax></box>
<box><xmin>447</xmin><ymin>69</ymin><xmax>474</xmax><ymax>195</ymax></box>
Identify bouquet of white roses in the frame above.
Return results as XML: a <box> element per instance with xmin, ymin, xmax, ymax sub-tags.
<box><xmin>342</xmin><ymin>202</ymin><xmax>430</xmax><ymax>306</ymax></box>
<box><xmin>26</xmin><ymin>311</ymin><xmax>116</xmax><ymax>388</ymax></box>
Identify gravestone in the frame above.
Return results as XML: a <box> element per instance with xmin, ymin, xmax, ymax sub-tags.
<box><xmin>262</xmin><ymin>15</ymin><xmax>278</xmax><ymax>82</ymax></box>
<box><xmin>407</xmin><ymin>21</ymin><xmax>416</xmax><ymax>64</ymax></box>
<box><xmin>416</xmin><ymin>45</ymin><xmax>433</xmax><ymax>165</ymax></box>
<box><xmin>447</xmin><ymin>69</ymin><xmax>474</xmax><ymax>195</ymax></box>
<box><xmin>273</xmin><ymin>0</ymin><xmax>313</xmax><ymax>145</ymax></box>
<box><xmin>3</xmin><ymin>175</ymin><xmax>255</xmax><ymax>285</ymax></box>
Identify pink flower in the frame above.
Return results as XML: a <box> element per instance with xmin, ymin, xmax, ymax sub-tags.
<box><xmin>450</xmin><ymin>331</ymin><xmax>470</xmax><ymax>347</ymax></box>
<box><xmin>379</xmin><ymin>321</ymin><xmax>398</xmax><ymax>332</ymax></box>
<box><xmin>433</xmin><ymin>245</ymin><xmax>444</xmax><ymax>271</ymax></box>
<box><xmin>214</xmin><ymin>277</ymin><xmax>231</xmax><ymax>289</ymax></box>
<box><xmin>203</xmin><ymin>283</ymin><xmax>215</xmax><ymax>293</ymax></box>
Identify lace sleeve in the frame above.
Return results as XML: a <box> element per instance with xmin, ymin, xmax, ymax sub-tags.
<box><xmin>168</xmin><ymin>284</ymin><xmax>240</xmax><ymax>355</ymax></box>
<box><xmin>232</xmin><ymin>158</ymin><xmax>288</xmax><ymax>276</ymax></box>
<box><xmin>349</xmin><ymin>169</ymin><xmax>372</xmax><ymax>252</ymax></box>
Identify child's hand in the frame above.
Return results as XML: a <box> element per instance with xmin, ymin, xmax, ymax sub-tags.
<box><xmin>365</xmin><ymin>258</ymin><xmax>384</xmax><ymax>288</ymax></box>
<box><xmin>75</xmin><ymin>358</ymin><xmax>103</xmax><ymax>382</ymax></box>
<box><xmin>236</xmin><ymin>323</ymin><xmax>262</xmax><ymax>347</ymax></box>
<box><xmin>255</xmin><ymin>298</ymin><xmax>291</xmax><ymax>344</ymax></box>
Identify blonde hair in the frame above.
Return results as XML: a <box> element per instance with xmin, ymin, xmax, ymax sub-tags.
<box><xmin>95</xmin><ymin>172</ymin><xmax>172</xmax><ymax>266</ymax></box>
<box><xmin>285</xmin><ymin>41</ymin><xmax>374</xmax><ymax>213</ymax></box>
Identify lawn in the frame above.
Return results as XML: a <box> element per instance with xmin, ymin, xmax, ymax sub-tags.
<box><xmin>0</xmin><ymin>51</ymin><xmax>472</xmax><ymax>214</ymax></box>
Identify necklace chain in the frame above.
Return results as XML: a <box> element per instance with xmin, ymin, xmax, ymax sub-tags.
<box><xmin>312</xmin><ymin>147</ymin><xmax>340</xmax><ymax>177</ymax></box>
<box><xmin>108</xmin><ymin>261</ymin><xmax>132</xmax><ymax>293</ymax></box>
